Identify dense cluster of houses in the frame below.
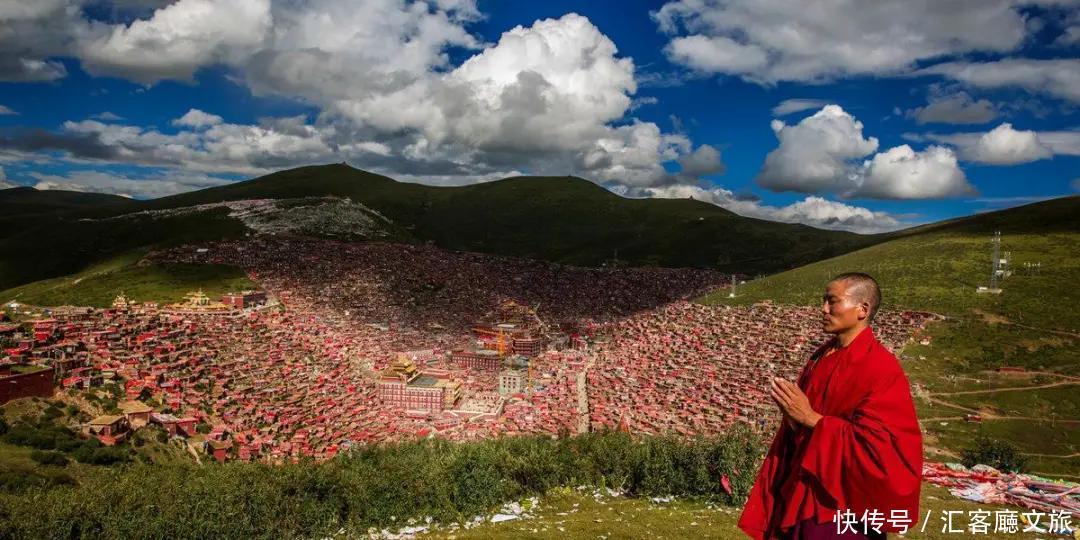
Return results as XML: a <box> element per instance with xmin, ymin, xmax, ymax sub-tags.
<box><xmin>587</xmin><ymin>301</ymin><xmax>938</xmax><ymax>436</ymax></box>
<box><xmin>0</xmin><ymin>237</ymin><xmax>937</xmax><ymax>464</ymax></box>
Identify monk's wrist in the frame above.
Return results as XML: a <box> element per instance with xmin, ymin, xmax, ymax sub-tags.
<box><xmin>805</xmin><ymin>412</ymin><xmax>823</xmax><ymax>429</ymax></box>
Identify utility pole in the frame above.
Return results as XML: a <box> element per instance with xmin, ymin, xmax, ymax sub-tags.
<box><xmin>977</xmin><ymin>231</ymin><xmax>1003</xmax><ymax>294</ymax></box>
<box><xmin>990</xmin><ymin>231</ymin><xmax>1001</xmax><ymax>290</ymax></box>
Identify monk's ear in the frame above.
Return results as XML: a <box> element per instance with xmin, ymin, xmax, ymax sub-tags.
<box><xmin>858</xmin><ymin>301</ymin><xmax>870</xmax><ymax>321</ymax></box>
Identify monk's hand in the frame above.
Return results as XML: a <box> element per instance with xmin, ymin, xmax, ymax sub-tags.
<box><xmin>769</xmin><ymin>378</ymin><xmax>823</xmax><ymax>429</ymax></box>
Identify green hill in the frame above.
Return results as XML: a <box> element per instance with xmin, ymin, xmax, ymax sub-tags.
<box><xmin>700</xmin><ymin>195</ymin><xmax>1080</xmax><ymax>331</ymax></box>
<box><xmin>700</xmin><ymin>195</ymin><xmax>1080</xmax><ymax>476</ymax></box>
<box><xmin>149</xmin><ymin>163</ymin><xmax>882</xmax><ymax>270</ymax></box>
<box><xmin>0</xmin><ymin>163</ymin><xmax>884</xmax><ymax>295</ymax></box>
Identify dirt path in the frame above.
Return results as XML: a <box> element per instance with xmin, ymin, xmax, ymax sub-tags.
<box><xmin>933</xmin><ymin>380</ymin><xmax>1080</xmax><ymax>397</ymax></box>
<box><xmin>576</xmin><ymin>353</ymin><xmax>595</xmax><ymax>434</ymax></box>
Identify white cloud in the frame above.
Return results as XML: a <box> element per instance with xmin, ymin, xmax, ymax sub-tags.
<box><xmin>664</xmin><ymin>35</ymin><xmax>768</xmax><ymax>74</ymax></box>
<box><xmin>757</xmin><ymin>105</ymin><xmax>879</xmax><ymax>194</ymax></box>
<box><xmin>3</xmin><ymin>5</ymin><xmax>701</xmax><ymax>190</ymax></box>
<box><xmin>771</xmin><ymin>99</ymin><xmax>829</xmax><ymax>117</ymax></box>
<box><xmin>758</xmin><ymin>105</ymin><xmax>974</xmax><ymax>199</ymax></box>
<box><xmin>79</xmin><ymin>0</ymin><xmax>273</xmax><ymax>84</ymax></box>
<box><xmin>173</xmin><ymin>108</ymin><xmax>224</xmax><ymax>128</ymax></box>
<box><xmin>965</xmin><ymin>123</ymin><xmax>1053</xmax><ymax>164</ymax></box>
<box><xmin>0</xmin><ymin>104</ymin><xmax>17</xmax><ymax>115</ymax></box>
<box><xmin>906</xmin><ymin>89</ymin><xmax>997</xmax><ymax>125</ymax></box>
<box><xmin>858</xmin><ymin>145</ymin><xmax>975</xmax><ymax>198</ymax></box>
<box><xmin>1072</xmin><ymin>177</ymin><xmax>1080</xmax><ymax>192</ymax></box>
<box><xmin>637</xmin><ymin>184</ymin><xmax>909</xmax><ymax>234</ymax></box>
<box><xmin>30</xmin><ymin>169</ymin><xmax>234</xmax><ymax>198</ymax></box>
<box><xmin>918</xmin><ymin>59</ymin><xmax>1080</xmax><ymax>103</ymax></box>
<box><xmin>677</xmin><ymin>144</ymin><xmax>724</xmax><ymax>177</ymax></box>
<box><xmin>652</xmin><ymin>0</ymin><xmax>1028</xmax><ymax>83</ymax></box>
<box><xmin>922</xmin><ymin>122</ymin><xmax>1078</xmax><ymax>165</ymax></box>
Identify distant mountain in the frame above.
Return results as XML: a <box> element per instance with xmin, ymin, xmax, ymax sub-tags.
<box><xmin>0</xmin><ymin>186</ymin><xmax>137</xmax><ymax>218</ymax></box>
<box><xmin>0</xmin><ymin>163</ymin><xmax>889</xmax><ymax>291</ymax></box>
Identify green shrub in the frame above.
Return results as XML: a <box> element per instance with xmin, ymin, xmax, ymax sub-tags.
<box><xmin>30</xmin><ymin>450</ymin><xmax>69</xmax><ymax>467</ymax></box>
<box><xmin>0</xmin><ymin>430</ymin><xmax>764</xmax><ymax>539</ymax></box>
<box><xmin>960</xmin><ymin>435</ymin><xmax>1029</xmax><ymax>473</ymax></box>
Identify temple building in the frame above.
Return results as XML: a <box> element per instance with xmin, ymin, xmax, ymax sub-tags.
<box><xmin>377</xmin><ymin>354</ymin><xmax>462</xmax><ymax>412</ymax></box>
<box><xmin>165</xmin><ymin>290</ymin><xmax>233</xmax><ymax>314</ymax></box>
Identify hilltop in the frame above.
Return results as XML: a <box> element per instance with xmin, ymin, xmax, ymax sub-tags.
<box><xmin>1</xmin><ymin>164</ymin><xmax>881</xmax><ymax>297</ymax></box>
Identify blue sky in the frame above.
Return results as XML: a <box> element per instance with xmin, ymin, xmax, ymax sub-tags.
<box><xmin>0</xmin><ymin>0</ymin><xmax>1077</xmax><ymax>233</ymax></box>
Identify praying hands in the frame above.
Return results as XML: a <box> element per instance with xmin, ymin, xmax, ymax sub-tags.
<box><xmin>769</xmin><ymin>377</ymin><xmax>822</xmax><ymax>429</ymax></box>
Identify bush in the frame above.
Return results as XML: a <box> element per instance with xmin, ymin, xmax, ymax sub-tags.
<box><xmin>71</xmin><ymin>443</ymin><xmax>129</xmax><ymax>466</ymax></box>
<box><xmin>961</xmin><ymin>435</ymin><xmax>1029</xmax><ymax>473</ymax></box>
<box><xmin>1</xmin><ymin>423</ymin><xmax>83</xmax><ymax>452</ymax></box>
<box><xmin>0</xmin><ymin>430</ymin><xmax>765</xmax><ymax>539</ymax></box>
<box><xmin>30</xmin><ymin>450</ymin><xmax>69</xmax><ymax>467</ymax></box>
<box><xmin>0</xmin><ymin>468</ymin><xmax>75</xmax><ymax>493</ymax></box>
<box><xmin>41</xmin><ymin>405</ymin><xmax>64</xmax><ymax>421</ymax></box>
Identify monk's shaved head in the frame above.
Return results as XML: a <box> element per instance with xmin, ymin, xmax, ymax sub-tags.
<box><xmin>829</xmin><ymin>272</ymin><xmax>881</xmax><ymax>322</ymax></box>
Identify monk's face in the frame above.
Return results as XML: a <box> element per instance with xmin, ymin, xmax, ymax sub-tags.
<box><xmin>821</xmin><ymin>280</ymin><xmax>867</xmax><ymax>334</ymax></box>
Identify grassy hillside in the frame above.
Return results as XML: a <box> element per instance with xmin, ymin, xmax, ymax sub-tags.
<box><xmin>0</xmin><ymin>250</ymin><xmax>255</xmax><ymax>308</ymax></box>
<box><xmin>0</xmin><ymin>205</ymin><xmax>248</xmax><ymax>291</ymax></box>
<box><xmin>700</xmin><ymin>195</ymin><xmax>1080</xmax><ymax>476</ymax></box>
<box><xmin>0</xmin><ymin>164</ymin><xmax>886</xmax><ymax>293</ymax></box>
<box><xmin>701</xmin><ymin>196</ymin><xmax>1080</xmax><ymax>331</ymax></box>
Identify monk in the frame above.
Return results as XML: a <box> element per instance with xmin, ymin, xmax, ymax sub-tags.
<box><xmin>738</xmin><ymin>273</ymin><xmax>922</xmax><ymax>539</ymax></box>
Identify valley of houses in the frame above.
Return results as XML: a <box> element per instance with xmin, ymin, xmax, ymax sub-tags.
<box><xmin>1</xmin><ymin>239</ymin><xmax>937</xmax><ymax>463</ymax></box>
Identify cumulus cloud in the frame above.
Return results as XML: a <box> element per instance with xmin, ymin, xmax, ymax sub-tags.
<box><xmin>677</xmin><ymin>144</ymin><xmax>724</xmax><ymax>177</ymax></box>
<box><xmin>771</xmin><ymin>99</ymin><xmax>829</xmax><ymax>117</ymax></box>
<box><xmin>78</xmin><ymin>0</ymin><xmax>273</xmax><ymax>84</ymax></box>
<box><xmin>173</xmin><ymin>108</ymin><xmax>223</xmax><ymax>128</ymax></box>
<box><xmin>757</xmin><ymin>105</ymin><xmax>879</xmax><ymax>194</ymax></box>
<box><xmin>921</xmin><ymin>122</ymin><xmax>1079</xmax><ymax>164</ymax></box>
<box><xmin>30</xmin><ymin>169</ymin><xmax>234</xmax><ymax>198</ymax></box>
<box><xmin>652</xmin><ymin>0</ymin><xmax>1028</xmax><ymax>83</ymax></box>
<box><xmin>906</xmin><ymin>89</ymin><xmax>998</xmax><ymax>125</ymax></box>
<box><xmin>964</xmin><ymin>123</ymin><xmax>1053</xmax><ymax>164</ymax></box>
<box><xmin>918</xmin><ymin>59</ymin><xmax>1080</xmax><ymax>103</ymax></box>
<box><xmin>757</xmin><ymin>105</ymin><xmax>974</xmax><ymax>199</ymax></box>
<box><xmin>858</xmin><ymin>145</ymin><xmax>975</xmax><ymax>198</ymax></box>
<box><xmin>635</xmin><ymin>184</ymin><xmax>910</xmax><ymax>234</ymax></box>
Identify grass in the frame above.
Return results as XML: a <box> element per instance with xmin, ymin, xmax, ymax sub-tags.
<box><xmin>0</xmin><ymin>251</ymin><xmax>255</xmax><ymax>308</ymax></box>
<box><xmin>700</xmin><ymin>195</ymin><xmax>1080</xmax><ymax>331</ymax></box>
<box><xmin>423</xmin><ymin>484</ymin><xmax>1039</xmax><ymax>540</ymax></box>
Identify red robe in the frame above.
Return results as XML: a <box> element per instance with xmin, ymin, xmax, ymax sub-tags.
<box><xmin>738</xmin><ymin>325</ymin><xmax>923</xmax><ymax>539</ymax></box>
